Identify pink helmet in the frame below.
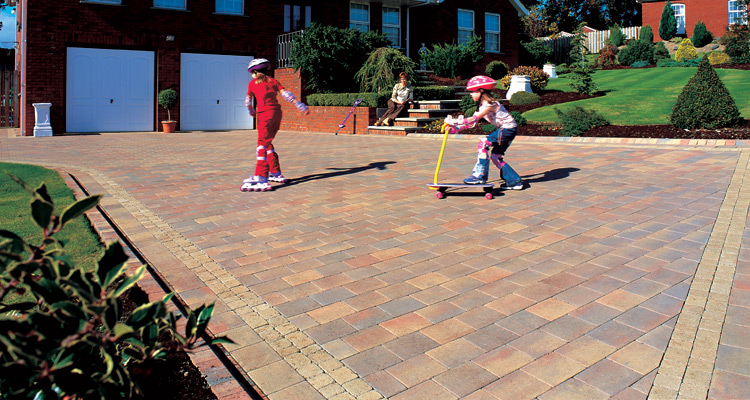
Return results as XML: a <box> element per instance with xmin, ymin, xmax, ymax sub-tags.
<box><xmin>466</xmin><ymin>75</ymin><xmax>497</xmax><ymax>92</ymax></box>
<box><xmin>248</xmin><ymin>58</ymin><xmax>271</xmax><ymax>73</ymax></box>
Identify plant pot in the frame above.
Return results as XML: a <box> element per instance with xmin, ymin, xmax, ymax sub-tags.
<box><xmin>161</xmin><ymin>121</ymin><xmax>177</xmax><ymax>133</ymax></box>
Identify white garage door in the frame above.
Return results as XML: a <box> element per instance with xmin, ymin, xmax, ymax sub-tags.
<box><xmin>66</xmin><ymin>48</ymin><xmax>155</xmax><ymax>133</ymax></box>
<box><xmin>180</xmin><ymin>53</ymin><xmax>253</xmax><ymax>131</ymax></box>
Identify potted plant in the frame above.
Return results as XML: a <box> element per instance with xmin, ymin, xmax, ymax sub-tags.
<box><xmin>158</xmin><ymin>88</ymin><xmax>178</xmax><ymax>133</ymax></box>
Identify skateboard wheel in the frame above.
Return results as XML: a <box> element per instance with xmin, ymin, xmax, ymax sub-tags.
<box><xmin>485</xmin><ymin>193</ymin><xmax>493</xmax><ymax>200</ymax></box>
<box><xmin>436</xmin><ymin>192</ymin><xmax>444</xmax><ymax>199</ymax></box>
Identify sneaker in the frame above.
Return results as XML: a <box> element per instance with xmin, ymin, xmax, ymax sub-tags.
<box><xmin>269</xmin><ymin>172</ymin><xmax>287</xmax><ymax>183</ymax></box>
<box><xmin>500</xmin><ymin>181</ymin><xmax>523</xmax><ymax>190</ymax></box>
<box><xmin>243</xmin><ymin>175</ymin><xmax>260</xmax><ymax>184</ymax></box>
<box><xmin>463</xmin><ymin>176</ymin><xmax>486</xmax><ymax>185</ymax></box>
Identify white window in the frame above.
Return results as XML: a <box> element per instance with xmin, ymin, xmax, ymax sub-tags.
<box><xmin>350</xmin><ymin>2</ymin><xmax>369</xmax><ymax>32</ymax></box>
<box><xmin>154</xmin><ymin>0</ymin><xmax>185</xmax><ymax>10</ymax></box>
<box><xmin>729</xmin><ymin>0</ymin><xmax>748</xmax><ymax>25</ymax></box>
<box><xmin>458</xmin><ymin>9</ymin><xmax>474</xmax><ymax>46</ymax></box>
<box><xmin>284</xmin><ymin>4</ymin><xmax>312</xmax><ymax>32</ymax></box>
<box><xmin>216</xmin><ymin>0</ymin><xmax>243</xmax><ymax>15</ymax></box>
<box><xmin>485</xmin><ymin>13</ymin><xmax>500</xmax><ymax>53</ymax></box>
<box><xmin>383</xmin><ymin>6</ymin><xmax>401</xmax><ymax>47</ymax></box>
<box><xmin>671</xmin><ymin>3</ymin><xmax>686</xmax><ymax>35</ymax></box>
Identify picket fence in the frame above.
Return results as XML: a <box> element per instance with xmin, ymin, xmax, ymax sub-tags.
<box><xmin>537</xmin><ymin>26</ymin><xmax>641</xmax><ymax>65</ymax></box>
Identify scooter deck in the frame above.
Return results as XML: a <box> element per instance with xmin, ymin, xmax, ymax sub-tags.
<box><xmin>427</xmin><ymin>183</ymin><xmax>495</xmax><ymax>199</ymax></box>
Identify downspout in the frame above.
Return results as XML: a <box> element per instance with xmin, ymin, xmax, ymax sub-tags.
<box><xmin>405</xmin><ymin>0</ymin><xmax>441</xmax><ymax>58</ymax></box>
<box><xmin>20</xmin><ymin>0</ymin><xmax>26</xmax><ymax>135</ymax></box>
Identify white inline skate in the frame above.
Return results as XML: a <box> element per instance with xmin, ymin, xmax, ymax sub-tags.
<box><xmin>240</xmin><ymin>176</ymin><xmax>272</xmax><ymax>192</ymax></box>
<box><xmin>268</xmin><ymin>172</ymin><xmax>287</xmax><ymax>183</ymax></box>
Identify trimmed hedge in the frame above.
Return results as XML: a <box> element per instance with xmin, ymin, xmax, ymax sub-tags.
<box><xmin>509</xmin><ymin>91</ymin><xmax>540</xmax><ymax>105</ymax></box>
<box><xmin>670</xmin><ymin>56</ymin><xmax>741</xmax><ymax>129</ymax></box>
<box><xmin>306</xmin><ymin>86</ymin><xmax>454</xmax><ymax>107</ymax></box>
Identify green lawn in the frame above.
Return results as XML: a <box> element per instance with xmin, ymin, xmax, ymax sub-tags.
<box><xmin>1</xmin><ymin>163</ymin><xmax>104</xmax><ymax>304</ymax></box>
<box><xmin>523</xmin><ymin>68</ymin><xmax>750</xmax><ymax>125</ymax></box>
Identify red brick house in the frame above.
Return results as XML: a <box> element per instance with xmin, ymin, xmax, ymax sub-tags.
<box><xmin>641</xmin><ymin>0</ymin><xmax>748</xmax><ymax>39</ymax></box>
<box><xmin>14</xmin><ymin>0</ymin><xmax>528</xmax><ymax>136</ymax></box>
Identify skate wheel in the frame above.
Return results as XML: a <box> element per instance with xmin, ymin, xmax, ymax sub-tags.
<box><xmin>436</xmin><ymin>191</ymin><xmax>444</xmax><ymax>199</ymax></box>
<box><xmin>485</xmin><ymin>193</ymin><xmax>493</xmax><ymax>200</ymax></box>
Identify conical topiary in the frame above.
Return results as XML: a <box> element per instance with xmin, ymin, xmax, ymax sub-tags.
<box><xmin>670</xmin><ymin>56</ymin><xmax>741</xmax><ymax>129</ymax></box>
<box><xmin>659</xmin><ymin>1</ymin><xmax>677</xmax><ymax>41</ymax></box>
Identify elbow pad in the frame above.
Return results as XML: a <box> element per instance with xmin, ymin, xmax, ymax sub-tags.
<box><xmin>245</xmin><ymin>95</ymin><xmax>252</xmax><ymax>108</ymax></box>
<box><xmin>294</xmin><ymin>100</ymin><xmax>308</xmax><ymax>113</ymax></box>
<box><xmin>281</xmin><ymin>90</ymin><xmax>296</xmax><ymax>103</ymax></box>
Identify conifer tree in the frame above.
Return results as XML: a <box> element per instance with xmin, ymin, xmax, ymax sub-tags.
<box><xmin>670</xmin><ymin>56</ymin><xmax>741</xmax><ymax>129</ymax></box>
<box><xmin>659</xmin><ymin>1</ymin><xmax>677</xmax><ymax>41</ymax></box>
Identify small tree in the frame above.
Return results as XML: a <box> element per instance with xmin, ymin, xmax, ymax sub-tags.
<box><xmin>721</xmin><ymin>24</ymin><xmax>750</xmax><ymax>64</ymax></box>
<box><xmin>569</xmin><ymin>22</ymin><xmax>589</xmax><ymax>68</ymax></box>
<box><xmin>520</xmin><ymin>38</ymin><xmax>553</xmax><ymax>67</ymax></box>
<box><xmin>659</xmin><ymin>1</ymin><xmax>678</xmax><ymax>41</ymax></box>
<box><xmin>421</xmin><ymin>35</ymin><xmax>484</xmax><ymax>78</ymax></box>
<box><xmin>354</xmin><ymin>48</ymin><xmax>416</xmax><ymax>93</ymax></box>
<box><xmin>640</xmin><ymin>25</ymin><xmax>654</xmax><ymax>44</ymax></box>
<box><xmin>691</xmin><ymin>21</ymin><xmax>714</xmax><ymax>48</ymax></box>
<box><xmin>609</xmin><ymin>25</ymin><xmax>625</xmax><ymax>47</ymax></box>
<box><xmin>670</xmin><ymin>56</ymin><xmax>741</xmax><ymax>129</ymax></box>
<box><xmin>521</xmin><ymin>5</ymin><xmax>559</xmax><ymax>38</ymax></box>
<box><xmin>157</xmin><ymin>89</ymin><xmax>177</xmax><ymax>122</ymax></box>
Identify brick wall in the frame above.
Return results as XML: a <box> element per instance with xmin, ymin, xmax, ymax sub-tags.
<box><xmin>642</xmin><ymin>0</ymin><xmax>739</xmax><ymax>39</ymax></box>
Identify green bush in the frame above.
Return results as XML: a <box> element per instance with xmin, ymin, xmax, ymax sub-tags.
<box><xmin>691</xmin><ymin>21</ymin><xmax>714</xmax><ymax>48</ymax></box>
<box><xmin>465</xmin><ymin>105</ymin><xmax>478</xmax><ymax>117</ymax></box>
<box><xmin>290</xmin><ymin>23</ymin><xmax>388</xmax><ymax>93</ymax></box>
<box><xmin>708</xmin><ymin>51</ymin><xmax>732</xmax><ymax>65</ymax></box>
<box><xmin>657</xmin><ymin>58</ymin><xmax>701</xmax><ymax>67</ymax></box>
<box><xmin>459</xmin><ymin>94</ymin><xmax>476</xmax><ymax>115</ymax></box>
<box><xmin>520</xmin><ymin>38</ymin><xmax>553</xmax><ymax>67</ymax></box>
<box><xmin>500</xmin><ymin>66</ymin><xmax>549</xmax><ymax>92</ymax></box>
<box><xmin>485</xmin><ymin>60</ymin><xmax>510</xmax><ymax>80</ymax></box>
<box><xmin>555</xmin><ymin>64</ymin><xmax>571</xmax><ymax>75</ymax></box>
<box><xmin>618</xmin><ymin>39</ymin><xmax>655</xmax><ymax>66</ymax></box>
<box><xmin>307</xmin><ymin>92</ymin><xmax>389</xmax><ymax>108</ymax></box>
<box><xmin>510</xmin><ymin>111</ymin><xmax>527</xmax><ymax>126</ymax></box>
<box><xmin>631</xmin><ymin>60</ymin><xmax>651</xmax><ymax>68</ymax></box>
<box><xmin>609</xmin><ymin>26</ymin><xmax>626</xmax><ymax>47</ymax></box>
<box><xmin>421</xmin><ymin>35</ymin><xmax>484</xmax><ymax>79</ymax></box>
<box><xmin>721</xmin><ymin>24</ymin><xmax>750</xmax><ymax>64</ymax></box>
<box><xmin>157</xmin><ymin>89</ymin><xmax>178</xmax><ymax>121</ymax></box>
<box><xmin>554</xmin><ymin>106</ymin><xmax>609</xmax><ymax>136</ymax></box>
<box><xmin>675</xmin><ymin>38</ymin><xmax>699</xmax><ymax>62</ymax></box>
<box><xmin>421</xmin><ymin>119</ymin><xmax>444</xmax><ymax>133</ymax></box>
<box><xmin>659</xmin><ymin>1</ymin><xmax>678</xmax><ymax>41</ymax></box>
<box><xmin>0</xmin><ymin>175</ymin><xmax>231</xmax><ymax>400</ymax></box>
<box><xmin>654</xmin><ymin>41</ymin><xmax>671</xmax><ymax>61</ymax></box>
<box><xmin>481</xmin><ymin>124</ymin><xmax>496</xmax><ymax>133</ymax></box>
<box><xmin>568</xmin><ymin>64</ymin><xmax>599</xmax><ymax>95</ymax></box>
<box><xmin>670</xmin><ymin>56</ymin><xmax>742</xmax><ymax>129</ymax></box>
<box><xmin>355</xmin><ymin>47</ymin><xmax>417</xmax><ymax>93</ymax></box>
<box><xmin>640</xmin><ymin>25</ymin><xmax>654</xmax><ymax>44</ymax></box>
<box><xmin>509</xmin><ymin>91</ymin><xmax>540</xmax><ymax>105</ymax></box>
<box><xmin>413</xmin><ymin>86</ymin><xmax>455</xmax><ymax>100</ymax></box>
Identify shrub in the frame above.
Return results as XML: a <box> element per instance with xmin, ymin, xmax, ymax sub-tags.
<box><xmin>465</xmin><ymin>105</ymin><xmax>478</xmax><ymax>117</ymax></box>
<box><xmin>631</xmin><ymin>60</ymin><xmax>651</xmax><ymax>68</ymax></box>
<box><xmin>421</xmin><ymin>119</ymin><xmax>445</xmax><ymax>133</ymax></box>
<box><xmin>459</xmin><ymin>94</ymin><xmax>476</xmax><ymax>115</ymax></box>
<box><xmin>657</xmin><ymin>58</ymin><xmax>701</xmax><ymax>67</ymax></box>
<box><xmin>618</xmin><ymin>39</ymin><xmax>655</xmax><ymax>66</ymax></box>
<box><xmin>609</xmin><ymin>26</ymin><xmax>625</xmax><ymax>47</ymax></box>
<box><xmin>307</xmin><ymin>92</ymin><xmax>390</xmax><ymax>108</ymax></box>
<box><xmin>691</xmin><ymin>21</ymin><xmax>714</xmax><ymax>48</ymax></box>
<box><xmin>708</xmin><ymin>51</ymin><xmax>732</xmax><ymax>65</ymax></box>
<box><xmin>509</xmin><ymin>91</ymin><xmax>540</xmax><ymax>105</ymax></box>
<box><xmin>640</xmin><ymin>25</ymin><xmax>654</xmax><ymax>44</ymax></box>
<box><xmin>413</xmin><ymin>86</ymin><xmax>455</xmax><ymax>100</ymax></box>
<box><xmin>421</xmin><ymin>35</ymin><xmax>485</xmax><ymax>79</ymax></box>
<box><xmin>520</xmin><ymin>38</ymin><xmax>553</xmax><ymax>67</ymax></box>
<box><xmin>157</xmin><ymin>89</ymin><xmax>178</xmax><ymax>121</ymax></box>
<box><xmin>485</xmin><ymin>60</ymin><xmax>510</xmax><ymax>80</ymax></box>
<box><xmin>555</xmin><ymin>64</ymin><xmax>571</xmax><ymax>75</ymax></box>
<box><xmin>675</xmin><ymin>38</ymin><xmax>699</xmax><ymax>62</ymax></box>
<box><xmin>0</xmin><ymin>175</ymin><xmax>231</xmax><ymax>399</ymax></box>
<box><xmin>291</xmin><ymin>23</ymin><xmax>388</xmax><ymax>93</ymax></box>
<box><xmin>721</xmin><ymin>24</ymin><xmax>750</xmax><ymax>64</ymax></box>
<box><xmin>355</xmin><ymin>47</ymin><xmax>416</xmax><ymax>93</ymax></box>
<box><xmin>654</xmin><ymin>41</ymin><xmax>671</xmax><ymax>61</ymax></box>
<box><xmin>670</xmin><ymin>56</ymin><xmax>741</xmax><ymax>129</ymax></box>
<box><xmin>659</xmin><ymin>1</ymin><xmax>678</xmax><ymax>41</ymax></box>
<box><xmin>481</xmin><ymin>124</ymin><xmax>496</xmax><ymax>133</ymax></box>
<box><xmin>596</xmin><ymin>44</ymin><xmax>618</xmax><ymax>67</ymax></box>
<box><xmin>554</xmin><ymin>106</ymin><xmax>609</xmax><ymax>136</ymax></box>
<box><xmin>568</xmin><ymin>64</ymin><xmax>599</xmax><ymax>95</ymax></box>
<box><xmin>500</xmin><ymin>66</ymin><xmax>549</xmax><ymax>92</ymax></box>
<box><xmin>510</xmin><ymin>111</ymin><xmax>527</xmax><ymax>126</ymax></box>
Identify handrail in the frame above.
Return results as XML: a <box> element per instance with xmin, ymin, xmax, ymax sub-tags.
<box><xmin>276</xmin><ymin>30</ymin><xmax>303</xmax><ymax>69</ymax></box>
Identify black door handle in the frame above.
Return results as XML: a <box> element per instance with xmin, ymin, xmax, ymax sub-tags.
<box><xmin>217</xmin><ymin>100</ymin><xmax>220</xmax><ymax>104</ymax></box>
<box><xmin>110</xmin><ymin>99</ymin><xmax>113</xmax><ymax>104</ymax></box>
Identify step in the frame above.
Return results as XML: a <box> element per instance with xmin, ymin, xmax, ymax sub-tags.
<box><xmin>393</xmin><ymin>117</ymin><xmax>441</xmax><ymax>127</ymax></box>
<box><xmin>412</xmin><ymin>100</ymin><xmax>460</xmax><ymax>110</ymax></box>
<box><xmin>407</xmin><ymin>108</ymin><xmax>460</xmax><ymax>118</ymax></box>
<box><xmin>367</xmin><ymin>125</ymin><xmax>419</xmax><ymax>136</ymax></box>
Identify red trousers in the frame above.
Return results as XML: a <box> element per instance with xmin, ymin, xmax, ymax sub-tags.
<box><xmin>254</xmin><ymin>108</ymin><xmax>283</xmax><ymax>177</ymax></box>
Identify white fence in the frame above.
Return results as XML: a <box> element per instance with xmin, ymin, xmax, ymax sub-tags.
<box><xmin>537</xmin><ymin>26</ymin><xmax>641</xmax><ymax>65</ymax></box>
<box><xmin>586</xmin><ymin>26</ymin><xmax>641</xmax><ymax>53</ymax></box>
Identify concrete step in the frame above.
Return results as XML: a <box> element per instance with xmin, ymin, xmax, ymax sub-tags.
<box><xmin>407</xmin><ymin>108</ymin><xmax>460</xmax><ymax>118</ymax></box>
<box><xmin>367</xmin><ymin>125</ymin><xmax>419</xmax><ymax>136</ymax></box>
<box><xmin>412</xmin><ymin>100</ymin><xmax>460</xmax><ymax>110</ymax></box>
<box><xmin>393</xmin><ymin>117</ymin><xmax>441</xmax><ymax>127</ymax></box>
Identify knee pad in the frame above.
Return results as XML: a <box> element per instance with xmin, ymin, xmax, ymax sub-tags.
<box><xmin>491</xmin><ymin>154</ymin><xmax>505</xmax><ymax>169</ymax></box>
<box><xmin>477</xmin><ymin>138</ymin><xmax>490</xmax><ymax>158</ymax></box>
<box><xmin>256</xmin><ymin>145</ymin><xmax>266</xmax><ymax>160</ymax></box>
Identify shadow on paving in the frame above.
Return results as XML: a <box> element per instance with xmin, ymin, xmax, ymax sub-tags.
<box><xmin>280</xmin><ymin>161</ymin><xmax>396</xmax><ymax>187</ymax></box>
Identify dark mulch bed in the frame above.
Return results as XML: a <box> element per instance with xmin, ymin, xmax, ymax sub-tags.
<box><xmin>424</xmin><ymin>87</ymin><xmax>750</xmax><ymax>140</ymax></box>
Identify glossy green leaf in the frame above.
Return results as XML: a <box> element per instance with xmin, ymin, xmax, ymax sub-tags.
<box><xmin>97</xmin><ymin>242</ymin><xmax>129</xmax><ymax>288</ymax></box>
<box><xmin>59</xmin><ymin>194</ymin><xmax>102</xmax><ymax>228</ymax></box>
<box><xmin>113</xmin><ymin>265</ymin><xmax>145</xmax><ymax>298</ymax></box>
<box><xmin>30</xmin><ymin>198</ymin><xmax>54</xmax><ymax>230</ymax></box>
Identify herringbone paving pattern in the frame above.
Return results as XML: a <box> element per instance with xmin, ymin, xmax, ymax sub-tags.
<box><xmin>1</xmin><ymin>131</ymin><xmax>747</xmax><ymax>399</ymax></box>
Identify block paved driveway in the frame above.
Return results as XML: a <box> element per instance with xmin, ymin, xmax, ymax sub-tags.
<box><xmin>2</xmin><ymin>131</ymin><xmax>749</xmax><ymax>400</ymax></box>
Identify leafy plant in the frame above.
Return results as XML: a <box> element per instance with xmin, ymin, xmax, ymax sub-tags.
<box><xmin>720</xmin><ymin>24</ymin><xmax>750</xmax><ymax>64</ymax></box>
<box><xmin>708</xmin><ymin>51</ymin><xmax>732</xmax><ymax>65</ymax></box>
<box><xmin>509</xmin><ymin>111</ymin><xmax>527</xmax><ymax>126</ymax></box>
<box><xmin>421</xmin><ymin>119</ymin><xmax>445</xmax><ymax>133</ymax></box>
<box><xmin>640</xmin><ymin>25</ymin><xmax>654</xmax><ymax>44</ymax></box>
<box><xmin>569</xmin><ymin>23</ymin><xmax>590</xmax><ymax>68</ymax></box>
<box><xmin>485</xmin><ymin>60</ymin><xmax>509</xmax><ymax>80</ymax></box>
<box><xmin>631</xmin><ymin>60</ymin><xmax>651</xmax><ymax>68</ymax></box>
<box><xmin>609</xmin><ymin>25</ymin><xmax>625</xmax><ymax>47</ymax></box>
<box><xmin>500</xmin><ymin>66</ymin><xmax>549</xmax><ymax>92</ymax></box>
<box><xmin>691</xmin><ymin>21</ymin><xmax>714</xmax><ymax>48</ymax></box>
<box><xmin>459</xmin><ymin>94</ymin><xmax>476</xmax><ymax>115</ymax></box>
<box><xmin>618</xmin><ymin>39</ymin><xmax>655</xmax><ymax>66</ymax></box>
<box><xmin>596</xmin><ymin>44</ymin><xmax>619</xmax><ymax>67</ymax></box>
<box><xmin>420</xmin><ymin>35</ymin><xmax>484</xmax><ymax>79</ymax></box>
<box><xmin>670</xmin><ymin>56</ymin><xmax>741</xmax><ymax>129</ymax></box>
<box><xmin>509</xmin><ymin>91</ymin><xmax>540</xmax><ymax>105</ymax></box>
<box><xmin>520</xmin><ymin>38</ymin><xmax>553</xmax><ymax>67</ymax></box>
<box><xmin>675</xmin><ymin>38</ymin><xmax>699</xmax><ymax>62</ymax></box>
<box><xmin>554</xmin><ymin>106</ymin><xmax>609</xmax><ymax>136</ymax></box>
<box><xmin>290</xmin><ymin>23</ymin><xmax>388</xmax><ymax>93</ymax></box>
<box><xmin>157</xmin><ymin>89</ymin><xmax>178</xmax><ymax>122</ymax></box>
<box><xmin>0</xmin><ymin>175</ymin><xmax>232</xmax><ymax>399</ymax></box>
<box><xmin>659</xmin><ymin>1</ymin><xmax>677</xmax><ymax>41</ymax></box>
<box><xmin>654</xmin><ymin>41</ymin><xmax>671</xmax><ymax>61</ymax></box>
<box><xmin>355</xmin><ymin>47</ymin><xmax>416</xmax><ymax>93</ymax></box>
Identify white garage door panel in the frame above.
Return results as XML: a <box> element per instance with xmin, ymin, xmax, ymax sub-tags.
<box><xmin>67</xmin><ymin>48</ymin><xmax>154</xmax><ymax>133</ymax></box>
<box><xmin>180</xmin><ymin>53</ymin><xmax>253</xmax><ymax>131</ymax></box>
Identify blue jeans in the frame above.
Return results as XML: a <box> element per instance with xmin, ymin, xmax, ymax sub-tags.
<box><xmin>470</xmin><ymin>127</ymin><xmax>521</xmax><ymax>186</ymax></box>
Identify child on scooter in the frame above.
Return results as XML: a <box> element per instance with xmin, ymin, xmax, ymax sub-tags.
<box><xmin>460</xmin><ymin>75</ymin><xmax>523</xmax><ymax>190</ymax></box>
<box><xmin>241</xmin><ymin>58</ymin><xmax>310</xmax><ymax>192</ymax></box>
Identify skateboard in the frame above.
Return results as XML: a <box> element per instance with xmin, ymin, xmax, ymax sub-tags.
<box><xmin>426</xmin><ymin>183</ymin><xmax>495</xmax><ymax>199</ymax></box>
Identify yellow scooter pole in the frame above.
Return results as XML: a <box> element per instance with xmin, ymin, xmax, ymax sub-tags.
<box><xmin>430</xmin><ymin>123</ymin><xmax>452</xmax><ymax>188</ymax></box>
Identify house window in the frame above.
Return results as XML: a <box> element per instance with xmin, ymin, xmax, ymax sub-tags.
<box><xmin>154</xmin><ymin>0</ymin><xmax>185</xmax><ymax>10</ymax></box>
<box><xmin>485</xmin><ymin>13</ymin><xmax>500</xmax><ymax>53</ymax></box>
<box><xmin>729</xmin><ymin>0</ymin><xmax>748</xmax><ymax>25</ymax></box>
<box><xmin>671</xmin><ymin>3</ymin><xmax>686</xmax><ymax>34</ymax></box>
<box><xmin>350</xmin><ymin>2</ymin><xmax>369</xmax><ymax>32</ymax></box>
<box><xmin>383</xmin><ymin>6</ymin><xmax>401</xmax><ymax>47</ymax></box>
<box><xmin>216</xmin><ymin>0</ymin><xmax>243</xmax><ymax>15</ymax></box>
<box><xmin>458</xmin><ymin>9</ymin><xmax>474</xmax><ymax>46</ymax></box>
<box><xmin>284</xmin><ymin>4</ymin><xmax>311</xmax><ymax>32</ymax></box>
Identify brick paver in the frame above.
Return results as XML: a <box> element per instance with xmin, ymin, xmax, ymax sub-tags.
<box><xmin>2</xmin><ymin>131</ymin><xmax>749</xmax><ymax>399</ymax></box>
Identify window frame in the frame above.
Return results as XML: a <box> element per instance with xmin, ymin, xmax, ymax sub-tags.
<box><xmin>350</xmin><ymin>2</ymin><xmax>370</xmax><ymax>32</ymax></box>
<box><xmin>457</xmin><ymin>9</ymin><xmax>475</xmax><ymax>46</ymax></box>
<box><xmin>484</xmin><ymin>12</ymin><xmax>501</xmax><ymax>53</ymax></box>
<box><xmin>382</xmin><ymin>5</ymin><xmax>401</xmax><ymax>48</ymax></box>
<box><xmin>729</xmin><ymin>0</ymin><xmax>749</xmax><ymax>25</ymax></box>
<box><xmin>216</xmin><ymin>0</ymin><xmax>244</xmax><ymax>15</ymax></box>
<box><xmin>153</xmin><ymin>0</ymin><xmax>186</xmax><ymax>10</ymax></box>
<box><xmin>671</xmin><ymin>3</ymin><xmax>686</xmax><ymax>35</ymax></box>
<box><xmin>284</xmin><ymin>4</ymin><xmax>312</xmax><ymax>32</ymax></box>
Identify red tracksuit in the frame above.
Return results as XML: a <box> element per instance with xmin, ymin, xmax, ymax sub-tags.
<box><xmin>247</xmin><ymin>77</ymin><xmax>285</xmax><ymax>177</ymax></box>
